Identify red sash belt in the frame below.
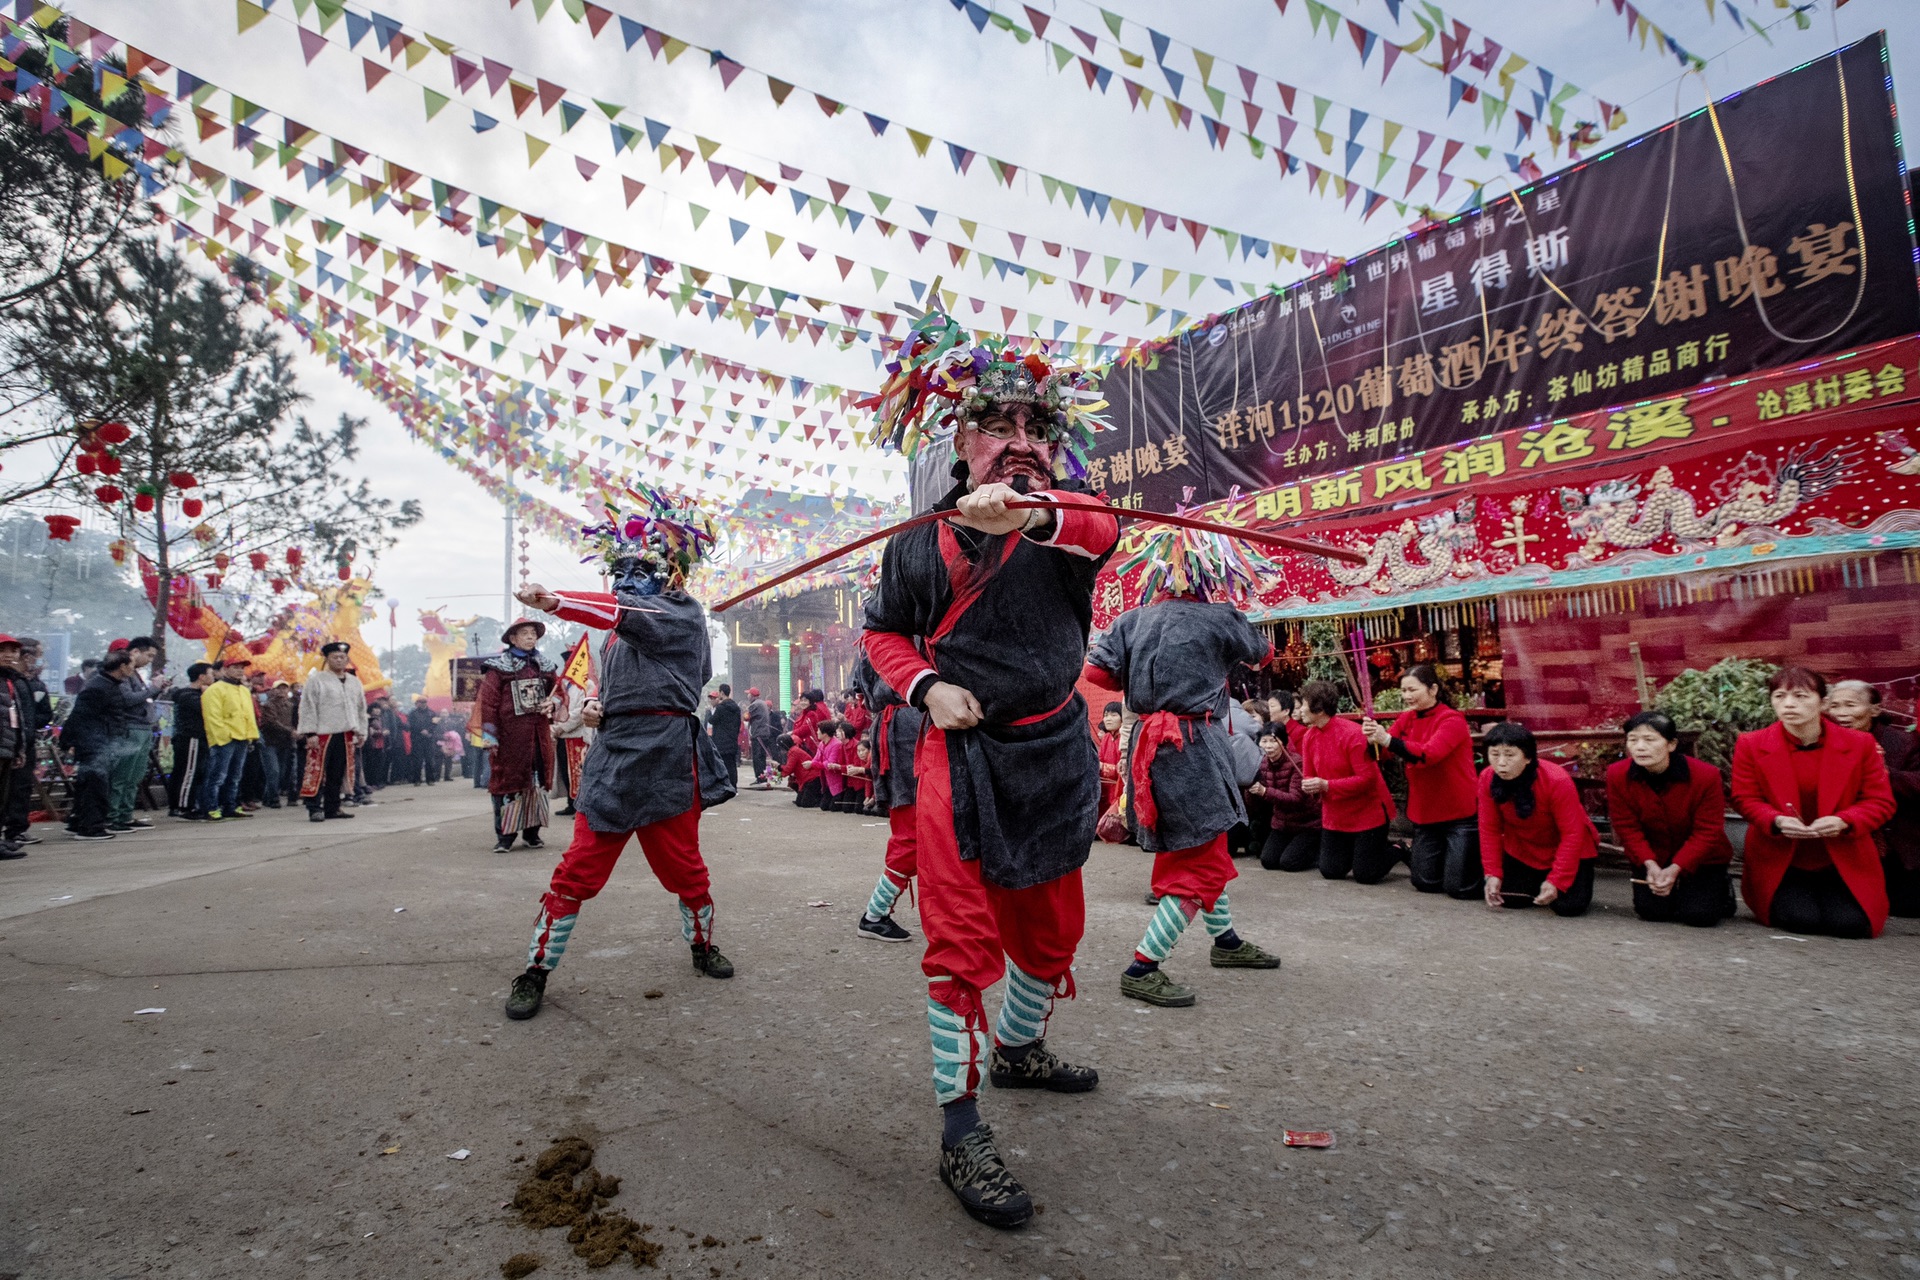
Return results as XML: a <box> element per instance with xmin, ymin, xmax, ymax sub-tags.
<box><xmin>1130</xmin><ymin>710</ymin><xmax>1208</xmax><ymax>833</ymax></box>
<box><xmin>875</xmin><ymin>703</ymin><xmax>899</xmax><ymax>775</ymax></box>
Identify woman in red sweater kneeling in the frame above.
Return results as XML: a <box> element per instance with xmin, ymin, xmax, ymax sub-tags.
<box><xmin>1479</xmin><ymin>722</ymin><xmax>1599</xmax><ymax>916</ymax></box>
<box><xmin>1605</xmin><ymin>711</ymin><xmax>1735</xmax><ymax>927</ymax></box>
<box><xmin>1298</xmin><ymin>680</ymin><xmax>1398</xmax><ymax>883</ymax></box>
<box><xmin>1730</xmin><ymin>667</ymin><xmax>1894</xmax><ymax>939</ymax></box>
<box><xmin>1363</xmin><ymin>664</ymin><xmax>1479</xmax><ymax>899</ymax></box>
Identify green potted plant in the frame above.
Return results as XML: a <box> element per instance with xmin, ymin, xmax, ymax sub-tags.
<box><xmin>1653</xmin><ymin>657</ymin><xmax>1778</xmax><ymax>856</ymax></box>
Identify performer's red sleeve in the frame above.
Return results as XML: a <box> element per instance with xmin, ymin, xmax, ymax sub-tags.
<box><xmin>861</xmin><ymin>630</ymin><xmax>937</xmax><ymax>706</ymax></box>
<box><xmin>551</xmin><ymin>590</ymin><xmax>621</xmax><ymax>630</ymax></box>
<box><xmin>1030</xmin><ymin>489</ymin><xmax>1119</xmax><ymax>559</ymax></box>
<box><xmin>1080</xmin><ymin>661</ymin><xmax>1122</xmax><ymax>691</ymax></box>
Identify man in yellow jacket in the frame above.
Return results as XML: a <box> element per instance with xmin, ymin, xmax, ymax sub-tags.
<box><xmin>201</xmin><ymin>652</ymin><xmax>261</xmax><ymax>821</ymax></box>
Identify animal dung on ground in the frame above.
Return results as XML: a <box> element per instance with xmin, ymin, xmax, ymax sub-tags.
<box><xmin>510</xmin><ymin>1137</ymin><xmax>661</xmax><ymax>1269</ymax></box>
<box><xmin>500</xmin><ymin>1254</ymin><xmax>542</xmax><ymax>1279</ymax></box>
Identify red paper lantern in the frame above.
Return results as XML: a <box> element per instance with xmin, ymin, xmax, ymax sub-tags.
<box><xmin>94</xmin><ymin>483</ymin><xmax>123</xmax><ymax>503</ymax></box>
<box><xmin>168</xmin><ymin>471</ymin><xmax>197</xmax><ymax>489</ymax></box>
<box><xmin>108</xmin><ymin>539</ymin><xmax>128</xmax><ymax>564</ymax></box>
<box><xmin>285</xmin><ymin>547</ymin><xmax>303</xmax><ymax>568</ymax></box>
<box><xmin>181</xmin><ymin>498</ymin><xmax>203</xmax><ymax>518</ymax></box>
<box><xmin>270</xmin><ymin>577</ymin><xmax>287</xmax><ymax>594</ymax></box>
<box><xmin>248</xmin><ymin>551</ymin><xmax>269</xmax><ymax>571</ymax></box>
<box><xmin>214</xmin><ymin>552</ymin><xmax>231</xmax><ymax>571</ymax></box>
<box><xmin>96</xmin><ymin>421</ymin><xmax>131</xmax><ymax>445</ymax></box>
<box><xmin>204</xmin><ymin>573</ymin><xmax>222</xmax><ymax>589</ymax></box>
<box><xmin>98</xmin><ymin>454</ymin><xmax>122</xmax><ymax>476</ymax></box>
<box><xmin>336</xmin><ymin>564</ymin><xmax>351</xmax><ymax>581</ymax></box>
<box><xmin>75</xmin><ymin>453</ymin><xmax>98</xmax><ymax>475</ymax></box>
<box><xmin>43</xmin><ymin>514</ymin><xmax>80</xmax><ymax>541</ymax></box>
<box><xmin>133</xmin><ymin>491</ymin><xmax>155</xmax><ymax>512</ymax></box>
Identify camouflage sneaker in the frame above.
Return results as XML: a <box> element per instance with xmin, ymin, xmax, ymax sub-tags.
<box><xmin>939</xmin><ymin>1123</ymin><xmax>1032</xmax><ymax>1229</ymax></box>
<box><xmin>504</xmin><ymin>968</ymin><xmax>547</xmax><ymax>1021</ymax></box>
<box><xmin>691</xmin><ymin>943</ymin><xmax>734</xmax><ymax>979</ymax></box>
<box><xmin>1210</xmin><ymin>940</ymin><xmax>1282</xmax><ymax>969</ymax></box>
<box><xmin>988</xmin><ymin>1038</ymin><xmax>1099</xmax><ymax>1093</ymax></box>
<box><xmin>1120</xmin><ymin>968</ymin><xmax>1196</xmax><ymax>1007</ymax></box>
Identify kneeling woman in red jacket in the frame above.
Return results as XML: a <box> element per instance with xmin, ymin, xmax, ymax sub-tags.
<box><xmin>1731</xmin><ymin>666</ymin><xmax>1894</xmax><ymax>939</ymax></box>
<box><xmin>1479</xmin><ymin>722</ymin><xmax>1600</xmax><ymax>915</ymax></box>
<box><xmin>1605</xmin><ymin>710</ymin><xmax>1734</xmax><ymax>927</ymax></box>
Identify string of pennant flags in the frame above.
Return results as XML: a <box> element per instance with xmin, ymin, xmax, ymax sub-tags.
<box><xmin>135</xmin><ymin>16</ymin><xmax>1184</xmax><ymax>359</ymax></box>
<box><xmin>953</xmin><ymin>0</ymin><xmax>1619</xmax><ymax>204</ymax></box>
<box><xmin>245</xmin><ymin>0</ymin><xmax>1305</xmax><ymax>295</ymax></box>
<box><xmin>247</xmin><ymin>0</ymin><xmax>1320</xmax><ymax>288</ymax></box>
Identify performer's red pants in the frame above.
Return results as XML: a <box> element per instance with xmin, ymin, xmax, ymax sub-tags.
<box><xmin>541</xmin><ymin>807</ymin><xmax>712</xmax><ymax>922</ymax></box>
<box><xmin>1150</xmin><ymin>832</ymin><xmax>1237</xmax><ymax>912</ymax></box>
<box><xmin>916</xmin><ymin>726</ymin><xmax>1084</xmax><ymax>1009</ymax></box>
<box><xmin>882</xmin><ymin>803</ymin><xmax>918</xmax><ymax>886</ymax></box>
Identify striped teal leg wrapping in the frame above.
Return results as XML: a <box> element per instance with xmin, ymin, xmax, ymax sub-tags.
<box><xmin>992</xmin><ymin>963</ymin><xmax>1054</xmax><ymax>1048</ymax></box>
<box><xmin>527</xmin><ymin>908</ymin><xmax>578</xmax><ymax>972</ymax></box>
<box><xmin>679</xmin><ymin>900</ymin><xmax>715</xmax><ymax>946</ymax></box>
<box><xmin>1135</xmin><ymin>894</ymin><xmax>1199</xmax><ymax>963</ymax></box>
<box><xmin>928</xmin><ymin>993</ymin><xmax>987</xmax><ymax>1105</ymax></box>
<box><xmin>864</xmin><ymin>871</ymin><xmax>906</xmax><ymax>921</ymax></box>
<box><xmin>1200</xmin><ymin>891</ymin><xmax>1234</xmax><ymax>938</ymax></box>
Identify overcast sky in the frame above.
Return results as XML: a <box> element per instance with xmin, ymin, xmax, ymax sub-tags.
<box><xmin>50</xmin><ymin>0</ymin><xmax>1920</xmax><ymax>645</ymax></box>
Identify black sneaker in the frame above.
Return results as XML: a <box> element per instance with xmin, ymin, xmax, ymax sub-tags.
<box><xmin>690</xmin><ymin>943</ymin><xmax>734</xmax><ymax>979</ymax></box>
<box><xmin>13</xmin><ymin>833</ymin><xmax>42</xmax><ymax>845</ymax></box>
<box><xmin>325</xmin><ymin>812</ymin><xmax>355</xmax><ymax>820</ymax></box>
<box><xmin>857</xmin><ymin>913</ymin><xmax>912</xmax><ymax>943</ymax></box>
<box><xmin>0</xmin><ymin>845</ymin><xmax>25</xmax><ymax>860</ymax></box>
<box><xmin>71</xmin><ymin>830</ymin><xmax>115</xmax><ymax>842</ymax></box>
<box><xmin>504</xmin><ymin>969</ymin><xmax>547</xmax><ymax>1020</ymax></box>
<box><xmin>522</xmin><ymin>835</ymin><xmax>544</xmax><ymax>850</ymax></box>
<box><xmin>124</xmin><ymin>818</ymin><xmax>154</xmax><ymax>829</ymax></box>
<box><xmin>939</xmin><ymin>1123</ymin><xmax>1032</xmax><ymax>1229</ymax></box>
<box><xmin>988</xmin><ymin>1039</ymin><xmax>1099</xmax><ymax>1093</ymax></box>
<box><xmin>493</xmin><ymin>838</ymin><xmax>516</xmax><ymax>853</ymax></box>
<box><xmin>108</xmin><ymin>822</ymin><xmax>146</xmax><ymax>833</ymax></box>
<box><xmin>309</xmin><ymin>812</ymin><xmax>326</xmax><ymax>823</ymax></box>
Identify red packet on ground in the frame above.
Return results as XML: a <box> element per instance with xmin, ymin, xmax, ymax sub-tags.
<box><xmin>1283</xmin><ymin>1130</ymin><xmax>1336</xmax><ymax>1149</ymax></box>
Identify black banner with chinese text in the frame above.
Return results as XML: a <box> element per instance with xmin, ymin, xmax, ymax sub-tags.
<box><xmin>1089</xmin><ymin>34</ymin><xmax>1920</xmax><ymax>514</ymax></box>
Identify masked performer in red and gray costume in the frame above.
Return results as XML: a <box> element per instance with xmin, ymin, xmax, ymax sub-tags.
<box><xmin>1082</xmin><ymin>525</ymin><xmax>1282</xmax><ymax>1009</ymax></box>
<box><xmin>500</xmin><ymin>487</ymin><xmax>737</xmax><ymax>1022</ymax></box>
<box><xmin>860</xmin><ymin>310</ymin><xmax>1116</xmax><ymax>1229</ymax></box>
<box><xmin>852</xmin><ymin>654</ymin><xmax>925</xmax><ymax>944</ymax></box>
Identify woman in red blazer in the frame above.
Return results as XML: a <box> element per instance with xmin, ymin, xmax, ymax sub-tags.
<box><xmin>1478</xmin><ymin>722</ymin><xmax>1600</xmax><ymax>916</ymax></box>
<box><xmin>1298</xmin><ymin>679</ymin><xmax>1398</xmax><ymax>883</ymax></box>
<box><xmin>1605</xmin><ymin>710</ymin><xmax>1735</xmax><ymax>927</ymax></box>
<box><xmin>1730</xmin><ymin>667</ymin><xmax>1895</xmax><ymax>939</ymax></box>
<box><xmin>1363</xmin><ymin>663</ymin><xmax>1480</xmax><ymax>899</ymax></box>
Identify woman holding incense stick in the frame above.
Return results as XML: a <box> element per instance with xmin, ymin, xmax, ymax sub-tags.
<box><xmin>1604</xmin><ymin>710</ymin><xmax>1735</xmax><ymax>927</ymax></box>
<box><xmin>1363</xmin><ymin>664</ymin><xmax>1479</xmax><ymax>899</ymax></box>
<box><xmin>1731</xmin><ymin>667</ymin><xmax>1894</xmax><ymax>939</ymax></box>
<box><xmin>1478</xmin><ymin>722</ymin><xmax>1599</xmax><ymax>916</ymax></box>
<box><xmin>1298</xmin><ymin>680</ymin><xmax>1398</xmax><ymax>883</ymax></box>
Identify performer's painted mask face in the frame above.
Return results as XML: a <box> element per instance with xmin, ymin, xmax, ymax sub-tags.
<box><xmin>958</xmin><ymin>404</ymin><xmax>1055</xmax><ymax>494</ymax></box>
<box><xmin>611</xmin><ymin>554</ymin><xmax>667</xmax><ymax>597</ymax></box>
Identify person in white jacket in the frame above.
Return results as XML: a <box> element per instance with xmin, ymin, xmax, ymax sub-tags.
<box><xmin>549</xmin><ymin>679</ymin><xmax>595</xmax><ymax>818</ymax></box>
<box><xmin>297</xmin><ymin>642</ymin><xmax>369</xmax><ymax>822</ymax></box>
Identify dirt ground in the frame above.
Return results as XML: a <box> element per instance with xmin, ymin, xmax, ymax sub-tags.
<box><xmin>1</xmin><ymin>781</ymin><xmax>1916</xmax><ymax>1279</ymax></box>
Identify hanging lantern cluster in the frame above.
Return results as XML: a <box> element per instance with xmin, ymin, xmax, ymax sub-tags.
<box><xmin>78</xmin><ymin>421</ymin><xmax>131</xmax><ymax>505</ymax></box>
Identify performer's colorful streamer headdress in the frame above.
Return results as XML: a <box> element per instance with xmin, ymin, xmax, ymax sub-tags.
<box><xmin>580</xmin><ymin>483</ymin><xmax>718</xmax><ymax>586</ymax></box>
<box><xmin>861</xmin><ymin>305</ymin><xmax>1108</xmax><ymax>481</ymax></box>
<box><xmin>1114</xmin><ymin>517</ymin><xmax>1269</xmax><ymax>610</ymax></box>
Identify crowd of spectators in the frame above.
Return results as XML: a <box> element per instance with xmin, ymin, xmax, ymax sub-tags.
<box><xmin>0</xmin><ymin>631</ymin><xmax>473</xmax><ymax>855</ymax></box>
<box><xmin>1218</xmin><ymin>664</ymin><xmax>1916</xmax><ymax>940</ymax></box>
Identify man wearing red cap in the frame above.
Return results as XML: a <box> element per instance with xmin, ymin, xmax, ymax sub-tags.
<box><xmin>475</xmin><ymin>618</ymin><xmax>558</xmax><ymax>853</ymax></box>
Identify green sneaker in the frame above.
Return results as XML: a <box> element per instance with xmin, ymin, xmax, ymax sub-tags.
<box><xmin>504</xmin><ymin>968</ymin><xmax>547</xmax><ymax>1020</ymax></box>
<box><xmin>1120</xmin><ymin>968</ymin><xmax>1196</xmax><ymax>1007</ymax></box>
<box><xmin>939</xmin><ymin>1123</ymin><xmax>1032</xmax><ymax>1229</ymax></box>
<box><xmin>206</xmin><ymin>809</ymin><xmax>224</xmax><ymax>821</ymax></box>
<box><xmin>1210</xmin><ymin>940</ymin><xmax>1282</xmax><ymax>969</ymax></box>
